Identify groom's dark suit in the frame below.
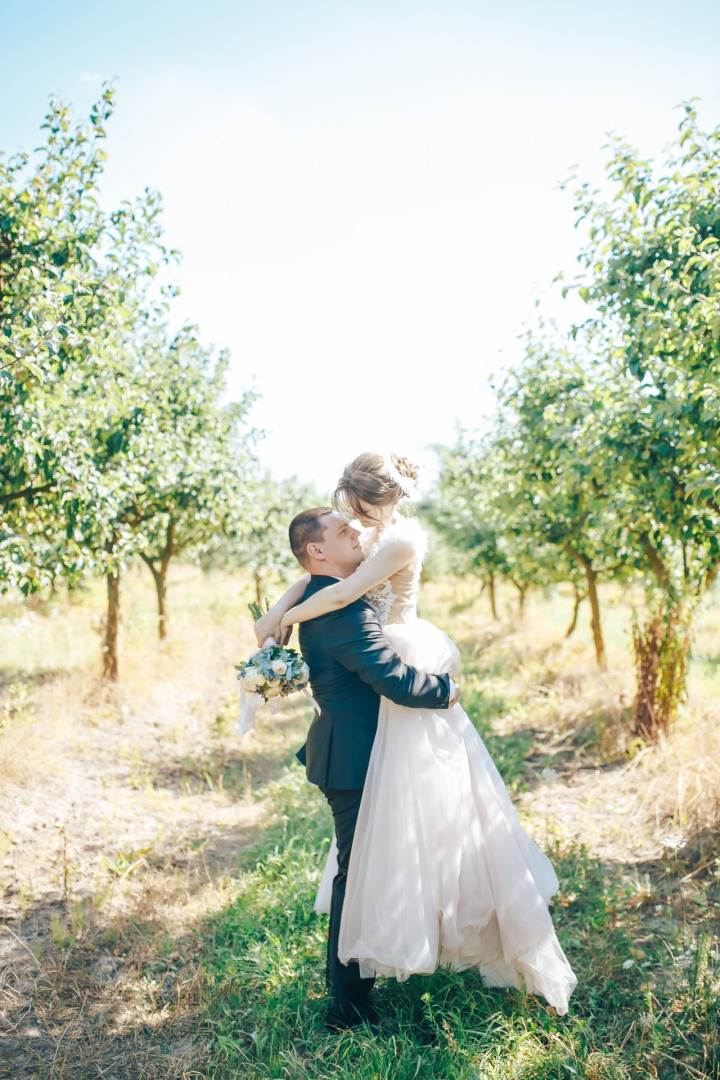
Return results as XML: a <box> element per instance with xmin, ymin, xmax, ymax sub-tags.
<box><xmin>296</xmin><ymin>574</ymin><xmax>453</xmax><ymax>1026</ymax></box>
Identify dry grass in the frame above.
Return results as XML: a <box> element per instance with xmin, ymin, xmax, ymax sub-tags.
<box><xmin>0</xmin><ymin>566</ymin><xmax>719</xmax><ymax>1077</ymax></box>
<box><xmin>0</xmin><ymin>565</ymin><xmax>314</xmax><ymax>1078</ymax></box>
<box><xmin>421</xmin><ymin>576</ymin><xmax>720</xmax><ymax>862</ymax></box>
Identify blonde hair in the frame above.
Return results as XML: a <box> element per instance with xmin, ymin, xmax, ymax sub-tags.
<box><xmin>333</xmin><ymin>452</ymin><xmax>420</xmax><ymax>521</ymax></box>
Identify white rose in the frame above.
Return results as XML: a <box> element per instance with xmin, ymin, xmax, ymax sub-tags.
<box><xmin>243</xmin><ymin>665</ymin><xmax>259</xmax><ymax>681</ymax></box>
<box><xmin>242</xmin><ymin>673</ymin><xmax>261</xmax><ymax>691</ymax></box>
<box><xmin>271</xmin><ymin>659</ymin><xmax>288</xmax><ymax>675</ymax></box>
<box><xmin>265</xmin><ymin>682</ymin><xmax>283</xmax><ymax>698</ymax></box>
<box><xmin>252</xmin><ymin>675</ymin><xmax>267</xmax><ymax>690</ymax></box>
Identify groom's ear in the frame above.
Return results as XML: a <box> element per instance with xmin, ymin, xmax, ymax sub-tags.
<box><xmin>306</xmin><ymin>542</ymin><xmax>325</xmax><ymax>562</ymax></box>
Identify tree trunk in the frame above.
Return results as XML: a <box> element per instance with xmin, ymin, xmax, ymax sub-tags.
<box><xmin>140</xmin><ymin>560</ymin><xmax>169</xmax><ymax>641</ymax></box>
<box><xmin>565</xmin><ymin>584</ymin><xmax>586</xmax><ymax>639</ymax></box>
<box><xmin>585</xmin><ymin>565</ymin><xmax>605</xmax><ymax>669</ymax></box>
<box><xmin>564</xmin><ymin>544</ymin><xmax>606</xmax><ymax>668</ymax></box>
<box><xmin>511</xmin><ymin>580</ymin><xmax>527</xmax><ymax>617</ymax></box>
<box><xmin>632</xmin><ymin>603</ymin><xmax>693</xmax><ymax>741</ymax></box>
<box><xmin>155</xmin><ymin>568</ymin><xmax>167</xmax><ymax>640</ymax></box>
<box><xmin>141</xmin><ymin>518</ymin><xmax>175</xmax><ymax>640</ymax></box>
<box><xmin>631</xmin><ymin>536</ymin><xmax>695</xmax><ymax>739</ymax></box>
<box><xmin>487</xmin><ymin>572</ymin><xmax>498</xmax><ymax>620</ymax></box>
<box><xmin>103</xmin><ymin>568</ymin><xmax>120</xmax><ymax>681</ymax></box>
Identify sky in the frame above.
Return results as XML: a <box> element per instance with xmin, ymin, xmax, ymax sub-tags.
<box><xmin>3</xmin><ymin>0</ymin><xmax>720</xmax><ymax>494</ymax></box>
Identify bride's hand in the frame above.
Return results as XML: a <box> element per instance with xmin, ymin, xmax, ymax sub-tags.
<box><xmin>254</xmin><ymin>610</ymin><xmax>285</xmax><ymax>647</ymax></box>
<box><xmin>279</xmin><ymin>614</ymin><xmax>293</xmax><ymax>646</ymax></box>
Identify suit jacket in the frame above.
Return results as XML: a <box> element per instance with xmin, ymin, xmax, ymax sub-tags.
<box><xmin>296</xmin><ymin>575</ymin><xmax>452</xmax><ymax>789</ymax></box>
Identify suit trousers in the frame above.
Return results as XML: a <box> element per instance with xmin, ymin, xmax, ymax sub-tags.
<box><xmin>320</xmin><ymin>787</ymin><xmax>375</xmax><ymax>1015</ymax></box>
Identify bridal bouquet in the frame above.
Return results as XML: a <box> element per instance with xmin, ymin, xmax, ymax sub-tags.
<box><xmin>236</xmin><ymin>602</ymin><xmax>314</xmax><ymax>735</ymax></box>
<box><xmin>237</xmin><ymin>642</ymin><xmax>310</xmax><ymax>700</ymax></box>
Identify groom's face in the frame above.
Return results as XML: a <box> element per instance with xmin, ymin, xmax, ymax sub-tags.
<box><xmin>315</xmin><ymin>513</ymin><xmax>363</xmax><ymax>576</ymax></box>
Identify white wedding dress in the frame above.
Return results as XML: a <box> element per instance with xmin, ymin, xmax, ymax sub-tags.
<box><xmin>313</xmin><ymin>516</ymin><xmax>577</xmax><ymax>1015</ymax></box>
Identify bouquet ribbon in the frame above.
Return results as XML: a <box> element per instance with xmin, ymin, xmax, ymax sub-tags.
<box><xmin>236</xmin><ymin>686</ymin><xmax>259</xmax><ymax>736</ymax></box>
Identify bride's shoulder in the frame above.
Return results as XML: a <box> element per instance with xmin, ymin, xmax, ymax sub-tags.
<box><xmin>376</xmin><ymin>515</ymin><xmax>429</xmax><ymax>562</ymax></box>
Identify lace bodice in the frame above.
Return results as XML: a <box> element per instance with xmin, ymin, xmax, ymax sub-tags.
<box><xmin>359</xmin><ymin>516</ymin><xmax>429</xmax><ymax>626</ymax></box>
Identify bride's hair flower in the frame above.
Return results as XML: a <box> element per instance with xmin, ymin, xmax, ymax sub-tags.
<box><xmin>332</xmin><ymin>450</ymin><xmax>420</xmax><ymax>519</ymax></box>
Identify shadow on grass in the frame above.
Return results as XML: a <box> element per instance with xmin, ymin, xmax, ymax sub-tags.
<box><xmin>149</xmin><ymin>696</ymin><xmax>314</xmax><ymax>800</ymax></box>
<box><xmin>193</xmin><ymin>769</ymin><xmax>720</xmax><ymax>1080</ymax></box>
<box><xmin>0</xmin><ymin>703</ymin><xmax>315</xmax><ymax>1079</ymax></box>
<box><xmin>0</xmin><ymin>908</ymin><xmax>213</xmax><ymax>1079</ymax></box>
<box><xmin>3</xmin><ymin>763</ymin><xmax>718</xmax><ymax>1079</ymax></box>
<box><xmin>0</xmin><ymin>774</ymin><xmax>316</xmax><ymax>1080</ymax></box>
<box><xmin>461</xmin><ymin>681</ymin><xmax>631</xmax><ymax>798</ymax></box>
<box><xmin>0</xmin><ymin>667</ymin><xmax>62</xmax><ymax>692</ymax></box>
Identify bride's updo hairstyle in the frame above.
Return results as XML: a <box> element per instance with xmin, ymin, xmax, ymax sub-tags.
<box><xmin>333</xmin><ymin>451</ymin><xmax>420</xmax><ymax>520</ymax></box>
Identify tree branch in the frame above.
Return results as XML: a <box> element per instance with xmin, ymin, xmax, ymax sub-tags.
<box><xmin>140</xmin><ymin>551</ymin><xmax>160</xmax><ymax>583</ymax></box>
<box><xmin>0</xmin><ymin>481</ymin><xmax>55</xmax><ymax>506</ymax></box>
<box><xmin>161</xmin><ymin>516</ymin><xmax>175</xmax><ymax>575</ymax></box>
<box><xmin>639</xmin><ymin>532</ymin><xmax>670</xmax><ymax>586</ymax></box>
<box><xmin>563</xmin><ymin>541</ymin><xmax>590</xmax><ymax>570</ymax></box>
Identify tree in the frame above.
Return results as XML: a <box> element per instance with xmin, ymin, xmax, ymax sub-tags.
<box><xmin>0</xmin><ymin>90</ymin><xmax>113</xmax><ymax>384</ymax></box>
<box><xmin>51</xmin><ymin>312</ymin><xmax>259</xmax><ymax>677</ymax></box>
<box><xmin>209</xmin><ymin>475</ymin><xmax>321</xmax><ymax>607</ymax></box>
<box><xmin>567</xmin><ymin>104</ymin><xmax>720</xmax><ymax>734</ymax></box>
<box><xmin>0</xmin><ymin>90</ymin><xmax>263</xmax><ymax>678</ymax></box>
<box><xmin>1</xmin><ymin>90</ymin><xmax>169</xmax><ymax>597</ymax></box>
<box><xmin>244</xmin><ymin>476</ymin><xmax>321</xmax><ymax>605</ymax></box>
<box><xmin>491</xmin><ymin>343</ymin><xmax>638</xmax><ymax>667</ymax></box>
<box><xmin>431</xmin><ymin>436</ymin><xmax>552</xmax><ymax>624</ymax></box>
<box><xmin>134</xmin><ymin>328</ymin><xmax>259</xmax><ymax>640</ymax></box>
<box><xmin>431</xmin><ymin>439</ymin><xmax>506</xmax><ymax>620</ymax></box>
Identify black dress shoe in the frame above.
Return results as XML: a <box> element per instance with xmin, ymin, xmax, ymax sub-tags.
<box><xmin>326</xmin><ymin>1002</ymin><xmax>382</xmax><ymax>1034</ymax></box>
<box><xmin>326</xmin><ymin>1015</ymin><xmax>383</xmax><ymax>1035</ymax></box>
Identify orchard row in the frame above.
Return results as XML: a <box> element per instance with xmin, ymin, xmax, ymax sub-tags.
<box><xmin>0</xmin><ymin>90</ymin><xmax>312</xmax><ymax>678</ymax></box>
<box><xmin>428</xmin><ymin>104</ymin><xmax>720</xmax><ymax>739</ymax></box>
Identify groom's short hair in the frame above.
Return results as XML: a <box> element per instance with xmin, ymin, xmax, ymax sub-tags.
<box><xmin>289</xmin><ymin>507</ymin><xmax>334</xmax><ymax>569</ymax></box>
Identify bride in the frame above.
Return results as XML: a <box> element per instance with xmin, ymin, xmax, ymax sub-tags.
<box><xmin>255</xmin><ymin>451</ymin><xmax>577</xmax><ymax>1015</ymax></box>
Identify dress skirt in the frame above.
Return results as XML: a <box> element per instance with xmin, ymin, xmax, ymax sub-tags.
<box><xmin>314</xmin><ymin>617</ymin><xmax>577</xmax><ymax>1015</ymax></box>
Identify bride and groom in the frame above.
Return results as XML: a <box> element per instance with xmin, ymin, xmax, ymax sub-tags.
<box><xmin>255</xmin><ymin>452</ymin><xmax>576</xmax><ymax>1033</ymax></box>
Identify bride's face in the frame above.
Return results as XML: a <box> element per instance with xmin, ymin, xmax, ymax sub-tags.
<box><xmin>354</xmin><ymin>499</ymin><xmax>394</xmax><ymax>529</ymax></box>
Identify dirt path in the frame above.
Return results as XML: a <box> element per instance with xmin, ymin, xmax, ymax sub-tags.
<box><xmin>0</xmin><ymin>622</ymin><xmax>311</xmax><ymax>1079</ymax></box>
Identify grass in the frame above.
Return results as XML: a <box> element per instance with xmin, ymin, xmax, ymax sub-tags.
<box><xmin>0</xmin><ymin>569</ymin><xmax>719</xmax><ymax>1078</ymax></box>
<box><xmin>193</xmin><ymin>771</ymin><xmax>719</xmax><ymax>1079</ymax></box>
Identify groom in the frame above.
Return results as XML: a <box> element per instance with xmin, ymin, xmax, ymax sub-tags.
<box><xmin>287</xmin><ymin>507</ymin><xmax>459</xmax><ymax>1033</ymax></box>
